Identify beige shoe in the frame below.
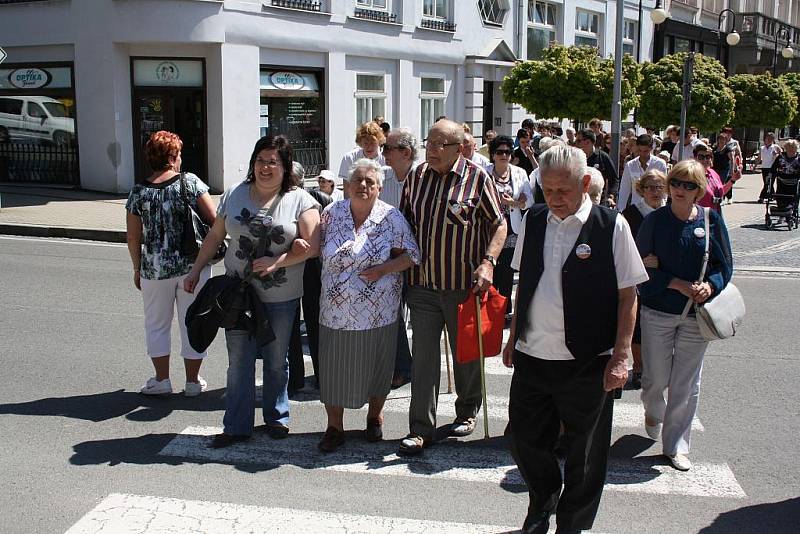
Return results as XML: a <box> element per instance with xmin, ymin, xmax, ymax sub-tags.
<box><xmin>667</xmin><ymin>453</ymin><xmax>692</xmax><ymax>471</ymax></box>
<box><xmin>644</xmin><ymin>416</ymin><xmax>662</xmax><ymax>440</ymax></box>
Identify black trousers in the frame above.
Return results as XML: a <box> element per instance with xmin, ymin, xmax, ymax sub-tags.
<box><xmin>494</xmin><ymin>247</ymin><xmax>516</xmax><ymax>315</ymax></box>
<box><xmin>288</xmin><ymin>260</ymin><xmax>323</xmax><ymax>390</ymax></box>
<box><xmin>506</xmin><ymin>351</ymin><xmax>613</xmax><ymax>531</ymax></box>
<box><xmin>759</xmin><ymin>169</ymin><xmax>774</xmax><ymax>201</ymax></box>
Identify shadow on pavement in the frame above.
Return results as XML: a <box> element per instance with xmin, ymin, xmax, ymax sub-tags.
<box><xmin>0</xmin><ymin>187</ymin><xmax>127</xmax><ymax>208</ymax></box>
<box><xmin>698</xmin><ymin>497</ymin><xmax>800</xmax><ymax>534</ymax></box>
<box><xmin>0</xmin><ymin>388</ymin><xmax>226</xmax><ymax>422</ymax></box>
<box><xmin>609</xmin><ymin>434</ymin><xmax>655</xmax><ymax>458</ymax></box>
<box><xmin>70</xmin><ymin>433</ymin><xmax>181</xmax><ymax>467</ymax></box>
<box><xmin>738</xmin><ymin>222</ymin><xmax>789</xmax><ymax>232</ymax></box>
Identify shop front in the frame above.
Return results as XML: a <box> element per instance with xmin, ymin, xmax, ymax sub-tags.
<box><xmin>131</xmin><ymin>58</ymin><xmax>207</xmax><ymax>183</ymax></box>
<box><xmin>260</xmin><ymin>68</ymin><xmax>326</xmax><ymax>178</ymax></box>
<box><xmin>0</xmin><ymin>62</ymin><xmax>79</xmax><ymax>185</ymax></box>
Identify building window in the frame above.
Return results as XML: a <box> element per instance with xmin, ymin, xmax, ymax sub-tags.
<box><xmin>479</xmin><ymin>0</ymin><xmax>508</xmax><ymax>25</ymax></box>
<box><xmin>623</xmin><ymin>19</ymin><xmax>636</xmax><ymax>56</ymax></box>
<box><xmin>423</xmin><ymin>0</ymin><xmax>448</xmax><ymax>19</ymax></box>
<box><xmin>527</xmin><ymin>0</ymin><xmax>557</xmax><ymax>60</ymax></box>
<box><xmin>356</xmin><ymin>0</ymin><xmax>387</xmax><ymax>9</ymax></box>
<box><xmin>575</xmin><ymin>10</ymin><xmax>600</xmax><ymax>49</ymax></box>
<box><xmin>420</xmin><ymin>77</ymin><xmax>445</xmax><ymax>140</ymax></box>
<box><xmin>355</xmin><ymin>73</ymin><xmax>386</xmax><ymax>127</ymax></box>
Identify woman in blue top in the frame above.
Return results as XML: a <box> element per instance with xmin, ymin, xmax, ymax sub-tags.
<box><xmin>636</xmin><ymin>159</ymin><xmax>733</xmax><ymax>472</ymax></box>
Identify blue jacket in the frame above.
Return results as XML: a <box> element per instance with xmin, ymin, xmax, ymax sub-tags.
<box><xmin>636</xmin><ymin>205</ymin><xmax>733</xmax><ymax>315</ymax></box>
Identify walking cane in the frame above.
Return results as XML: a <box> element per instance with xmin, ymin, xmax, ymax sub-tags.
<box><xmin>443</xmin><ymin>328</ymin><xmax>453</xmax><ymax>394</ymax></box>
<box><xmin>475</xmin><ymin>294</ymin><xmax>490</xmax><ymax>440</ymax></box>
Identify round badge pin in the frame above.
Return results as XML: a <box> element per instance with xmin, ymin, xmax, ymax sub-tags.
<box><xmin>575</xmin><ymin>243</ymin><xmax>592</xmax><ymax>259</ymax></box>
<box><xmin>449</xmin><ymin>202</ymin><xmax>462</xmax><ymax>215</ymax></box>
<box><xmin>262</xmin><ymin>215</ymin><xmax>274</xmax><ymax>226</ymax></box>
<box><xmin>693</xmin><ymin>227</ymin><xmax>706</xmax><ymax>238</ymax></box>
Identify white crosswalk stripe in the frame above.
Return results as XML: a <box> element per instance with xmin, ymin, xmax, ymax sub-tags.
<box><xmin>158</xmin><ymin>426</ymin><xmax>746</xmax><ymax>499</ymax></box>
<box><xmin>64</xmin><ymin>493</ymin><xmax>519</xmax><ymax>534</ymax></box>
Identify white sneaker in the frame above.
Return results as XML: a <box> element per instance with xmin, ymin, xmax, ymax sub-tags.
<box><xmin>645</xmin><ymin>419</ymin><xmax>662</xmax><ymax>440</ymax></box>
<box><xmin>140</xmin><ymin>377</ymin><xmax>172</xmax><ymax>395</ymax></box>
<box><xmin>184</xmin><ymin>377</ymin><xmax>208</xmax><ymax>397</ymax></box>
<box><xmin>667</xmin><ymin>453</ymin><xmax>692</xmax><ymax>471</ymax></box>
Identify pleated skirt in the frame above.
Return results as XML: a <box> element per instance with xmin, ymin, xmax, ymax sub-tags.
<box><xmin>318</xmin><ymin>321</ymin><xmax>398</xmax><ymax>409</ymax></box>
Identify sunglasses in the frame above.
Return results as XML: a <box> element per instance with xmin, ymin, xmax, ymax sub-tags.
<box><xmin>669</xmin><ymin>178</ymin><xmax>700</xmax><ymax>191</ymax></box>
<box><xmin>494</xmin><ymin>149</ymin><xmax>513</xmax><ymax>156</ymax></box>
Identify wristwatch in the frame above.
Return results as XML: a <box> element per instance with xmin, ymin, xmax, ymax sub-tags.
<box><xmin>482</xmin><ymin>255</ymin><xmax>496</xmax><ymax>267</ymax></box>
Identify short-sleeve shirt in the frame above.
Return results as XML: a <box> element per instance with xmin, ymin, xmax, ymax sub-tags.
<box><xmin>319</xmin><ymin>199</ymin><xmax>420</xmax><ymax>331</ymax></box>
<box><xmin>125</xmin><ymin>172</ymin><xmax>209</xmax><ymax>280</ymax></box>
<box><xmin>760</xmin><ymin>144</ymin><xmax>780</xmax><ymax>169</ymax></box>
<box><xmin>400</xmin><ymin>157</ymin><xmax>504</xmax><ymax>290</ymax></box>
<box><xmin>217</xmin><ymin>182</ymin><xmax>319</xmax><ymax>303</ymax></box>
<box><xmin>338</xmin><ymin>147</ymin><xmax>385</xmax><ymax>182</ymax></box>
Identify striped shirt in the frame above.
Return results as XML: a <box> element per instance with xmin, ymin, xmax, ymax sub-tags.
<box><xmin>400</xmin><ymin>156</ymin><xmax>503</xmax><ymax>290</ymax></box>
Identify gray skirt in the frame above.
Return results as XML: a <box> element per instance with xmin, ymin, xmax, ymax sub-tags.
<box><xmin>318</xmin><ymin>321</ymin><xmax>398</xmax><ymax>409</ymax></box>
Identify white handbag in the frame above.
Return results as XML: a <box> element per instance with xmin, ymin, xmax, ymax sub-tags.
<box><xmin>682</xmin><ymin>207</ymin><xmax>745</xmax><ymax>341</ymax></box>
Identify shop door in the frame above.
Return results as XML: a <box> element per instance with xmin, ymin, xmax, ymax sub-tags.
<box><xmin>482</xmin><ymin>81</ymin><xmax>494</xmax><ymax>140</ymax></box>
<box><xmin>133</xmin><ymin>89</ymin><xmax>206</xmax><ymax>182</ymax></box>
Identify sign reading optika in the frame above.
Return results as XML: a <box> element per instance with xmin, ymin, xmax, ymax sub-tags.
<box><xmin>8</xmin><ymin>68</ymin><xmax>52</xmax><ymax>89</ymax></box>
<box><xmin>270</xmin><ymin>71</ymin><xmax>305</xmax><ymax>91</ymax></box>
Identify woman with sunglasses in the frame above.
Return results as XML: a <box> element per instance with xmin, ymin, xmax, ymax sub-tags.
<box><xmin>487</xmin><ymin>134</ymin><xmax>533</xmax><ymax>317</ymax></box>
<box><xmin>693</xmin><ymin>143</ymin><xmax>725</xmax><ymax>214</ymax></box>
<box><xmin>635</xmin><ymin>160</ymin><xmax>733</xmax><ymax>472</ymax></box>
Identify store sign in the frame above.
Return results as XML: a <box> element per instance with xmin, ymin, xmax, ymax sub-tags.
<box><xmin>133</xmin><ymin>59</ymin><xmax>204</xmax><ymax>87</ymax></box>
<box><xmin>270</xmin><ymin>71</ymin><xmax>305</xmax><ymax>91</ymax></box>
<box><xmin>8</xmin><ymin>68</ymin><xmax>51</xmax><ymax>89</ymax></box>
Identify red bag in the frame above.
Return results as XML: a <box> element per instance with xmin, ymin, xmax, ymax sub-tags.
<box><xmin>456</xmin><ymin>286</ymin><xmax>508</xmax><ymax>364</ymax></box>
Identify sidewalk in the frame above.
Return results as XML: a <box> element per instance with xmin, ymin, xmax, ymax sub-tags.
<box><xmin>0</xmin><ymin>171</ymin><xmax>767</xmax><ymax>244</ymax></box>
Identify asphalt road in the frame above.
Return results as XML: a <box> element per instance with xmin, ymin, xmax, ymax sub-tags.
<box><xmin>0</xmin><ymin>214</ymin><xmax>798</xmax><ymax>533</ymax></box>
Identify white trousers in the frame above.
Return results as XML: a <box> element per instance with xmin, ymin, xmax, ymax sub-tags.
<box><xmin>640</xmin><ymin>305</ymin><xmax>709</xmax><ymax>456</ymax></box>
<box><xmin>140</xmin><ymin>267</ymin><xmax>211</xmax><ymax>360</ymax></box>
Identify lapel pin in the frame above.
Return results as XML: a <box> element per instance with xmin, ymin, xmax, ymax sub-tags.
<box><xmin>575</xmin><ymin>243</ymin><xmax>592</xmax><ymax>259</ymax></box>
<box><xmin>693</xmin><ymin>227</ymin><xmax>706</xmax><ymax>238</ymax></box>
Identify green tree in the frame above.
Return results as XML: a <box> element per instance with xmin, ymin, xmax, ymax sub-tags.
<box><xmin>501</xmin><ymin>44</ymin><xmax>641</xmax><ymax>123</ymax></box>
<box><xmin>779</xmin><ymin>72</ymin><xmax>800</xmax><ymax>126</ymax></box>
<box><xmin>638</xmin><ymin>53</ymin><xmax>735</xmax><ymax>131</ymax></box>
<box><xmin>729</xmin><ymin>73</ymin><xmax>796</xmax><ymax>128</ymax></box>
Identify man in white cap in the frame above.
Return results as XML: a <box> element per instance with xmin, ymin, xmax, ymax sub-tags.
<box><xmin>317</xmin><ymin>169</ymin><xmax>343</xmax><ymax>201</ymax></box>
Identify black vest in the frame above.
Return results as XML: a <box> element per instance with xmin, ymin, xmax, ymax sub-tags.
<box><xmin>514</xmin><ymin>203</ymin><xmax>619</xmax><ymax>360</ymax></box>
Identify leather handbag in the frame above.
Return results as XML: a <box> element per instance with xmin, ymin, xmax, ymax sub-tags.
<box><xmin>691</xmin><ymin>207</ymin><xmax>745</xmax><ymax>341</ymax></box>
<box><xmin>179</xmin><ymin>173</ymin><xmax>226</xmax><ymax>262</ymax></box>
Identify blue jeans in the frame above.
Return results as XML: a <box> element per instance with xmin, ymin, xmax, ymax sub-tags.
<box><xmin>223</xmin><ymin>298</ymin><xmax>298</xmax><ymax>436</ymax></box>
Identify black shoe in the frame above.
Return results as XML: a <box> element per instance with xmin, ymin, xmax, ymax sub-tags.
<box><xmin>209</xmin><ymin>433</ymin><xmax>250</xmax><ymax>449</ymax></box>
<box><xmin>555</xmin><ymin>528</ymin><xmax>582</xmax><ymax>534</ymax></box>
<box><xmin>365</xmin><ymin>418</ymin><xmax>383</xmax><ymax>442</ymax></box>
<box><xmin>522</xmin><ymin>511</ymin><xmax>550</xmax><ymax>534</ymax></box>
<box><xmin>391</xmin><ymin>372</ymin><xmax>411</xmax><ymax>389</ymax></box>
<box><xmin>630</xmin><ymin>370</ymin><xmax>642</xmax><ymax>390</ymax></box>
<box><xmin>318</xmin><ymin>426</ymin><xmax>345</xmax><ymax>453</ymax></box>
<box><xmin>265</xmin><ymin>424</ymin><xmax>290</xmax><ymax>440</ymax></box>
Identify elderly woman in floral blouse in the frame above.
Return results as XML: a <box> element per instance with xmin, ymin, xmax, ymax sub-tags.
<box><xmin>316</xmin><ymin>158</ymin><xmax>420</xmax><ymax>453</ymax></box>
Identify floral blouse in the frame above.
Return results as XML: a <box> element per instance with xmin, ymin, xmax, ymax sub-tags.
<box><xmin>319</xmin><ymin>199</ymin><xmax>420</xmax><ymax>331</ymax></box>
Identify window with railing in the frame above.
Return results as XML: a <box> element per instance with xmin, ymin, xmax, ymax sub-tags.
<box><xmin>269</xmin><ymin>0</ymin><xmax>324</xmax><ymax>12</ymax></box>
<box><xmin>423</xmin><ymin>0</ymin><xmax>448</xmax><ymax>19</ymax></box>
<box><xmin>623</xmin><ymin>19</ymin><xmax>637</xmax><ymax>56</ymax></box>
<box><xmin>355</xmin><ymin>73</ymin><xmax>386</xmax><ymax>128</ymax></box>
<box><xmin>354</xmin><ymin>0</ymin><xmax>399</xmax><ymax>22</ymax></box>
<box><xmin>527</xmin><ymin>0</ymin><xmax>557</xmax><ymax>59</ymax></box>
<box><xmin>420</xmin><ymin>77</ymin><xmax>446</xmax><ymax>140</ymax></box>
<box><xmin>575</xmin><ymin>10</ymin><xmax>601</xmax><ymax>49</ymax></box>
<box><xmin>702</xmin><ymin>0</ymin><xmax>724</xmax><ymax>13</ymax></box>
<box><xmin>479</xmin><ymin>0</ymin><xmax>508</xmax><ymax>25</ymax></box>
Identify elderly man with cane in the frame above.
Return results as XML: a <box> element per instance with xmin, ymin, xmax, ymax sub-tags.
<box><xmin>398</xmin><ymin>119</ymin><xmax>506</xmax><ymax>456</ymax></box>
<box><xmin>502</xmin><ymin>145</ymin><xmax>647</xmax><ymax>534</ymax></box>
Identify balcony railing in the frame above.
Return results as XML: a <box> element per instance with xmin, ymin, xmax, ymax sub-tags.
<box><xmin>420</xmin><ymin>18</ymin><xmax>456</xmax><ymax>32</ymax></box>
<box><xmin>270</xmin><ymin>0</ymin><xmax>322</xmax><ymax>12</ymax></box>
<box><xmin>738</xmin><ymin>12</ymin><xmax>800</xmax><ymax>46</ymax></box>
<box><xmin>353</xmin><ymin>7</ymin><xmax>397</xmax><ymax>24</ymax></box>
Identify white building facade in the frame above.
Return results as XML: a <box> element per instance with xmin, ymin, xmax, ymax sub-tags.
<box><xmin>0</xmin><ymin>0</ymin><xmax>658</xmax><ymax>192</ymax></box>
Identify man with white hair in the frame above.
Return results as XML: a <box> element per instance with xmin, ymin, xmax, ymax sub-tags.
<box><xmin>503</xmin><ymin>145</ymin><xmax>647</xmax><ymax>534</ymax></box>
<box><xmin>461</xmin><ymin>132</ymin><xmax>490</xmax><ymax>168</ymax></box>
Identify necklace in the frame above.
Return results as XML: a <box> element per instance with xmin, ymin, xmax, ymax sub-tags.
<box><xmin>493</xmin><ymin>167</ymin><xmax>510</xmax><ymax>181</ymax></box>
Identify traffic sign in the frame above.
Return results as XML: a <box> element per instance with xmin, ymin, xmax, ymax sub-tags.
<box><xmin>0</xmin><ymin>47</ymin><xmax>6</xmax><ymax>64</ymax></box>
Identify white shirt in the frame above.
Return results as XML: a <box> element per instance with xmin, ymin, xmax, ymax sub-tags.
<box><xmin>617</xmin><ymin>155</ymin><xmax>668</xmax><ymax>211</ymax></box>
<box><xmin>338</xmin><ymin>147</ymin><xmax>386</xmax><ymax>182</ymax></box>
<box><xmin>470</xmin><ymin>152</ymin><xmax>491</xmax><ymax>169</ymax></box>
<box><xmin>760</xmin><ymin>144</ymin><xmax>780</xmax><ymax>169</ymax></box>
<box><xmin>330</xmin><ymin>188</ymin><xmax>344</xmax><ymax>202</ymax></box>
<box><xmin>379</xmin><ymin>164</ymin><xmax>414</xmax><ymax>209</ymax></box>
<box><xmin>672</xmin><ymin>138</ymin><xmax>700</xmax><ymax>162</ymax></box>
<box><xmin>511</xmin><ymin>196</ymin><xmax>648</xmax><ymax>361</ymax></box>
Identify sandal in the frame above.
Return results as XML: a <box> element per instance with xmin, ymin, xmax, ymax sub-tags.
<box><xmin>365</xmin><ymin>418</ymin><xmax>383</xmax><ymax>442</ymax></box>
<box><xmin>318</xmin><ymin>426</ymin><xmax>345</xmax><ymax>453</ymax></box>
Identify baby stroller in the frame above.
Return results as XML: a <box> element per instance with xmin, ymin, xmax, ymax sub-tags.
<box><xmin>764</xmin><ymin>174</ymin><xmax>800</xmax><ymax>230</ymax></box>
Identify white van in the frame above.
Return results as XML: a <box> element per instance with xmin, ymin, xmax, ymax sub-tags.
<box><xmin>0</xmin><ymin>95</ymin><xmax>75</xmax><ymax>145</ymax></box>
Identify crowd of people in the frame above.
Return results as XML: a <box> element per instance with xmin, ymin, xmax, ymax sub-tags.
<box><xmin>126</xmin><ymin>114</ymin><xmax>746</xmax><ymax>533</ymax></box>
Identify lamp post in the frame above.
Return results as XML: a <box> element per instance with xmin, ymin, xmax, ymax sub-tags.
<box><xmin>773</xmin><ymin>26</ymin><xmax>793</xmax><ymax>75</ymax></box>
<box><xmin>716</xmin><ymin>8</ymin><xmax>739</xmax><ymax>71</ymax></box>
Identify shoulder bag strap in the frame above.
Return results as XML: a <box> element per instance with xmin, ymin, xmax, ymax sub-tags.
<box><xmin>680</xmin><ymin>207</ymin><xmax>710</xmax><ymax>319</ymax></box>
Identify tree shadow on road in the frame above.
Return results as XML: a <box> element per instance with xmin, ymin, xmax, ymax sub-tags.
<box><xmin>698</xmin><ymin>497</ymin><xmax>800</xmax><ymax>533</ymax></box>
<box><xmin>0</xmin><ymin>388</ymin><xmax>226</xmax><ymax>422</ymax></box>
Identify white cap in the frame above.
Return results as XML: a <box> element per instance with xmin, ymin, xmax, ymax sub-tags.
<box><xmin>318</xmin><ymin>169</ymin><xmax>342</xmax><ymax>186</ymax></box>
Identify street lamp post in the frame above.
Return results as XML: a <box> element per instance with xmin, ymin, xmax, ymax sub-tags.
<box><xmin>773</xmin><ymin>26</ymin><xmax>794</xmax><ymax>75</ymax></box>
<box><xmin>716</xmin><ymin>8</ymin><xmax>740</xmax><ymax>70</ymax></box>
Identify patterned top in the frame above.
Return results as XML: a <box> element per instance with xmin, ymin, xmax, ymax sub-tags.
<box><xmin>125</xmin><ymin>173</ymin><xmax>209</xmax><ymax>280</ymax></box>
<box><xmin>319</xmin><ymin>199</ymin><xmax>420</xmax><ymax>331</ymax></box>
<box><xmin>400</xmin><ymin>157</ymin><xmax>503</xmax><ymax>290</ymax></box>
<box><xmin>218</xmin><ymin>182</ymin><xmax>319</xmax><ymax>303</ymax></box>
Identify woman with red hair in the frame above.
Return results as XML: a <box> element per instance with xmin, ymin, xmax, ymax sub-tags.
<box><xmin>125</xmin><ymin>131</ymin><xmax>217</xmax><ymax>397</ymax></box>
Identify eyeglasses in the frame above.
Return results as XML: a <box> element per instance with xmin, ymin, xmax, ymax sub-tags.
<box><xmin>642</xmin><ymin>184</ymin><xmax>665</xmax><ymax>192</ymax></box>
<box><xmin>425</xmin><ymin>140</ymin><xmax>461</xmax><ymax>151</ymax></box>
<box><xmin>669</xmin><ymin>178</ymin><xmax>700</xmax><ymax>191</ymax></box>
<box><xmin>696</xmin><ymin>154</ymin><xmax>713</xmax><ymax>161</ymax></box>
<box><xmin>255</xmin><ymin>158</ymin><xmax>280</xmax><ymax>168</ymax></box>
<box><xmin>494</xmin><ymin>149</ymin><xmax>513</xmax><ymax>156</ymax></box>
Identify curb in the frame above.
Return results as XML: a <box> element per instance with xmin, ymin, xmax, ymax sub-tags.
<box><xmin>0</xmin><ymin>224</ymin><xmax>126</xmax><ymax>243</ymax></box>
<box><xmin>734</xmin><ymin>265</ymin><xmax>800</xmax><ymax>274</ymax></box>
